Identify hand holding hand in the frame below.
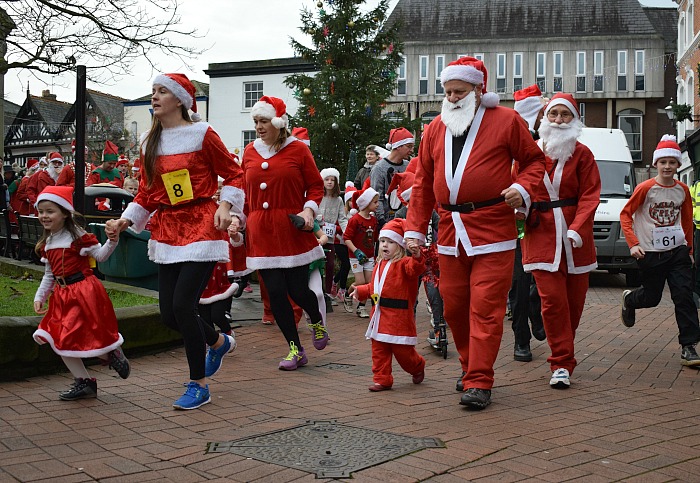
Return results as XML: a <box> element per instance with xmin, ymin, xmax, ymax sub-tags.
<box><xmin>214</xmin><ymin>204</ymin><xmax>233</xmax><ymax>231</ymax></box>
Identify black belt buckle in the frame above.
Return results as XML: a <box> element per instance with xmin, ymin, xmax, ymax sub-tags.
<box><xmin>54</xmin><ymin>276</ymin><xmax>67</xmax><ymax>288</ymax></box>
<box><xmin>462</xmin><ymin>202</ymin><xmax>475</xmax><ymax>213</ymax></box>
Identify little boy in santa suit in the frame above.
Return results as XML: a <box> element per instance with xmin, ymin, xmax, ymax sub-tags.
<box><xmin>521</xmin><ymin>93</ymin><xmax>601</xmax><ymax>389</ymax></box>
<box><xmin>351</xmin><ymin>218</ymin><xmax>426</xmax><ymax>392</ymax></box>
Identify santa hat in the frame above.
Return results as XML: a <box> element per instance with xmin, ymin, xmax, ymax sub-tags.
<box><xmin>102</xmin><ymin>141</ymin><xmax>119</xmax><ymax>163</ymax></box>
<box><xmin>386</xmin><ymin>127</ymin><xmax>414</xmax><ymax>150</ymax></box>
<box><xmin>39</xmin><ymin>157</ymin><xmax>47</xmax><ymax>167</ymax></box>
<box><xmin>27</xmin><ymin>159</ymin><xmax>38</xmax><ymax>169</ymax></box>
<box><xmin>36</xmin><ymin>185</ymin><xmax>74</xmax><ymax>212</ymax></box>
<box><xmin>514</xmin><ymin>84</ymin><xmax>545</xmax><ymax>131</ymax></box>
<box><xmin>386</xmin><ymin>171</ymin><xmax>415</xmax><ymax>206</ymax></box>
<box><xmin>379</xmin><ymin>218</ymin><xmax>406</xmax><ymax>248</ymax></box>
<box><xmin>116</xmin><ymin>154</ymin><xmax>130</xmax><ymax>167</ymax></box>
<box><xmin>251</xmin><ymin>96</ymin><xmax>288</xmax><ymax>129</ymax></box>
<box><xmin>406</xmin><ymin>157</ymin><xmax>418</xmax><ymax>174</ymax></box>
<box><xmin>352</xmin><ymin>187</ymin><xmax>379</xmax><ymax>211</ymax></box>
<box><xmin>292</xmin><ymin>127</ymin><xmax>310</xmax><ymax>145</ymax></box>
<box><xmin>544</xmin><ymin>93</ymin><xmax>580</xmax><ymax>120</ymax></box>
<box><xmin>320</xmin><ymin>167</ymin><xmax>340</xmax><ymax>181</ymax></box>
<box><xmin>653</xmin><ymin>134</ymin><xmax>682</xmax><ymax>167</ymax></box>
<box><xmin>132</xmin><ymin>158</ymin><xmax>141</xmax><ymax>171</ymax></box>
<box><xmin>47</xmin><ymin>152</ymin><xmax>64</xmax><ymax>164</ymax></box>
<box><xmin>153</xmin><ymin>73</ymin><xmax>201</xmax><ymax>121</ymax></box>
<box><xmin>344</xmin><ymin>183</ymin><xmax>357</xmax><ymax>204</ymax></box>
<box><xmin>439</xmin><ymin>56</ymin><xmax>499</xmax><ymax>108</ymax></box>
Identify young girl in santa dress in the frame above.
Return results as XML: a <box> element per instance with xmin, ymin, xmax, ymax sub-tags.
<box><xmin>32</xmin><ymin>186</ymin><xmax>130</xmax><ymax>401</ymax></box>
<box><xmin>350</xmin><ymin>218</ymin><xmax>426</xmax><ymax>392</ymax></box>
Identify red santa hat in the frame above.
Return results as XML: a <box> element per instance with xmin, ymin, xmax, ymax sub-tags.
<box><xmin>132</xmin><ymin>158</ymin><xmax>141</xmax><ymax>171</ymax></box>
<box><xmin>386</xmin><ymin>127</ymin><xmax>415</xmax><ymax>150</ymax></box>
<box><xmin>251</xmin><ymin>96</ymin><xmax>288</xmax><ymax>129</ymax></box>
<box><xmin>344</xmin><ymin>184</ymin><xmax>357</xmax><ymax>204</ymax></box>
<box><xmin>653</xmin><ymin>134</ymin><xmax>682</xmax><ymax>167</ymax></box>
<box><xmin>27</xmin><ymin>158</ymin><xmax>39</xmax><ymax>169</ymax></box>
<box><xmin>320</xmin><ymin>167</ymin><xmax>340</xmax><ymax>182</ymax></box>
<box><xmin>116</xmin><ymin>154</ymin><xmax>130</xmax><ymax>167</ymax></box>
<box><xmin>514</xmin><ymin>84</ymin><xmax>545</xmax><ymax>131</ymax></box>
<box><xmin>544</xmin><ymin>93</ymin><xmax>580</xmax><ymax>121</ymax></box>
<box><xmin>352</xmin><ymin>187</ymin><xmax>379</xmax><ymax>211</ymax></box>
<box><xmin>439</xmin><ymin>56</ymin><xmax>499</xmax><ymax>108</ymax></box>
<box><xmin>47</xmin><ymin>152</ymin><xmax>64</xmax><ymax>164</ymax></box>
<box><xmin>153</xmin><ymin>73</ymin><xmax>201</xmax><ymax>121</ymax></box>
<box><xmin>36</xmin><ymin>185</ymin><xmax>74</xmax><ymax>212</ymax></box>
<box><xmin>102</xmin><ymin>141</ymin><xmax>119</xmax><ymax>163</ymax></box>
<box><xmin>386</xmin><ymin>171</ymin><xmax>415</xmax><ymax>206</ymax></box>
<box><xmin>292</xmin><ymin>127</ymin><xmax>310</xmax><ymax>145</ymax></box>
<box><xmin>379</xmin><ymin>218</ymin><xmax>406</xmax><ymax>248</ymax></box>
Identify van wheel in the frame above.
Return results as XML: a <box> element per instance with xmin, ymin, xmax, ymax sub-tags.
<box><xmin>625</xmin><ymin>271</ymin><xmax>642</xmax><ymax>287</ymax></box>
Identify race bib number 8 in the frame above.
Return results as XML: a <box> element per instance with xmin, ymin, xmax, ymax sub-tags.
<box><xmin>161</xmin><ymin>169</ymin><xmax>194</xmax><ymax>205</ymax></box>
<box><xmin>651</xmin><ymin>225</ymin><xmax>684</xmax><ymax>250</ymax></box>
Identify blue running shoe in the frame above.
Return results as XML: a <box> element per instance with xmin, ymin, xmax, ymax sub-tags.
<box><xmin>204</xmin><ymin>333</ymin><xmax>236</xmax><ymax>378</ymax></box>
<box><xmin>172</xmin><ymin>382</ymin><xmax>211</xmax><ymax>410</ymax></box>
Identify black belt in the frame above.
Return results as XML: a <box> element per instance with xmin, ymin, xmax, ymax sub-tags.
<box><xmin>531</xmin><ymin>198</ymin><xmax>577</xmax><ymax>212</ymax></box>
<box><xmin>54</xmin><ymin>272</ymin><xmax>86</xmax><ymax>287</ymax></box>
<box><xmin>371</xmin><ymin>297</ymin><xmax>409</xmax><ymax>309</ymax></box>
<box><xmin>441</xmin><ymin>196</ymin><xmax>505</xmax><ymax>213</ymax></box>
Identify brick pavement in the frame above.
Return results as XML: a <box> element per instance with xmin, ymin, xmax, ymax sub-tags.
<box><xmin>1</xmin><ymin>272</ymin><xmax>699</xmax><ymax>482</ymax></box>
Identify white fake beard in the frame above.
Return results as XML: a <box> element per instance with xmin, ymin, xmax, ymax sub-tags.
<box><xmin>538</xmin><ymin>118</ymin><xmax>583</xmax><ymax>161</ymax></box>
<box><xmin>47</xmin><ymin>164</ymin><xmax>62</xmax><ymax>181</ymax></box>
<box><xmin>441</xmin><ymin>91</ymin><xmax>477</xmax><ymax>136</ymax></box>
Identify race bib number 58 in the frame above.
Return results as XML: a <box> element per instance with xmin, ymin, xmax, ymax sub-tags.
<box><xmin>161</xmin><ymin>169</ymin><xmax>194</xmax><ymax>205</ymax></box>
<box><xmin>652</xmin><ymin>225</ymin><xmax>684</xmax><ymax>250</ymax></box>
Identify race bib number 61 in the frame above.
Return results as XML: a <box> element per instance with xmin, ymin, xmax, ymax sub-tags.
<box><xmin>161</xmin><ymin>169</ymin><xmax>194</xmax><ymax>205</ymax></box>
<box><xmin>651</xmin><ymin>225</ymin><xmax>684</xmax><ymax>250</ymax></box>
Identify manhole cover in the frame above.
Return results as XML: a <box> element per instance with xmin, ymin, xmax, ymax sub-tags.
<box><xmin>207</xmin><ymin>420</ymin><xmax>444</xmax><ymax>478</ymax></box>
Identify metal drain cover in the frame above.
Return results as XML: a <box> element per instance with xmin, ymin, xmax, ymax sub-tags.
<box><xmin>207</xmin><ymin>420</ymin><xmax>444</xmax><ymax>478</ymax></box>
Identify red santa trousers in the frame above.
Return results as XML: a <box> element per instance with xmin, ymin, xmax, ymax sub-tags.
<box><xmin>259</xmin><ymin>275</ymin><xmax>303</xmax><ymax>325</ymax></box>
<box><xmin>531</xmin><ymin>256</ymin><xmax>589</xmax><ymax>374</ymax></box>
<box><xmin>371</xmin><ymin>339</ymin><xmax>425</xmax><ymax>387</ymax></box>
<box><xmin>440</xmin><ymin>247</ymin><xmax>514</xmax><ymax>390</ymax></box>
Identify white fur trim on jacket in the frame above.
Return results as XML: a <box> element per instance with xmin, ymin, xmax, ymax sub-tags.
<box><xmin>252</xmin><ymin>137</ymin><xmax>295</xmax><ymax>160</ymax></box>
<box><xmin>199</xmin><ymin>283</ymin><xmax>239</xmax><ymax>305</ymax></box>
<box><xmin>219</xmin><ymin>185</ymin><xmax>247</xmax><ymax>228</ymax></box>
<box><xmin>370</xmin><ymin>332</ymin><xmax>418</xmax><ymax>345</ymax></box>
<box><xmin>246</xmin><ymin>244</ymin><xmax>325</xmax><ymax>270</ymax></box>
<box><xmin>304</xmin><ymin>200</ymin><xmax>320</xmax><ymax>216</ymax></box>
<box><xmin>567</xmin><ymin>229</ymin><xmax>583</xmax><ymax>248</ymax></box>
<box><xmin>121</xmin><ymin>202</ymin><xmax>152</xmax><ymax>233</ymax></box>
<box><xmin>33</xmin><ymin>329</ymin><xmax>124</xmax><ymax>358</ymax></box>
<box><xmin>148</xmin><ymin>239</ymin><xmax>230</xmax><ymax>264</ymax></box>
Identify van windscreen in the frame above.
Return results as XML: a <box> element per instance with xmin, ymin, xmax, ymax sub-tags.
<box><xmin>596</xmin><ymin>160</ymin><xmax>634</xmax><ymax>198</ymax></box>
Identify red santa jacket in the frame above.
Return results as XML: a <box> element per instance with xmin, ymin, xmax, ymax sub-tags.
<box><xmin>356</xmin><ymin>255</ymin><xmax>426</xmax><ymax>345</ymax></box>
<box><xmin>242</xmin><ymin>137</ymin><xmax>325</xmax><ymax>270</ymax></box>
<box><xmin>521</xmin><ymin>141</ymin><xmax>601</xmax><ymax>274</ymax></box>
<box><xmin>406</xmin><ymin>105</ymin><xmax>546</xmax><ymax>257</ymax></box>
<box><xmin>27</xmin><ymin>170</ymin><xmax>55</xmax><ymax>207</ymax></box>
<box><xmin>199</xmin><ymin>262</ymin><xmax>237</xmax><ymax>304</ymax></box>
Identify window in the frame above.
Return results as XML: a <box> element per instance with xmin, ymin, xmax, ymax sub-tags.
<box><xmin>474</xmin><ymin>53</ymin><xmax>484</xmax><ymax>61</ymax></box>
<box><xmin>435</xmin><ymin>55</ymin><xmax>445</xmax><ymax>94</ymax></box>
<box><xmin>594</xmin><ymin>51</ymin><xmax>604</xmax><ymax>92</ymax></box>
<box><xmin>397</xmin><ymin>55</ymin><xmax>406</xmax><ymax>95</ymax></box>
<box><xmin>618</xmin><ymin>108</ymin><xmax>643</xmax><ymax>161</ymax></box>
<box><xmin>536</xmin><ymin>52</ymin><xmax>546</xmax><ymax>92</ymax></box>
<box><xmin>688</xmin><ymin>4</ymin><xmax>694</xmax><ymax>47</ymax></box>
<box><xmin>496</xmin><ymin>53</ymin><xmax>506</xmax><ymax>93</ymax></box>
<box><xmin>579</xmin><ymin>102</ymin><xmax>586</xmax><ymax>125</ymax></box>
<box><xmin>617</xmin><ymin>50</ymin><xmax>628</xmax><ymax>91</ymax></box>
<box><xmin>243</xmin><ymin>82</ymin><xmax>263</xmax><ymax>109</ymax></box>
<box><xmin>513</xmin><ymin>53</ymin><xmax>523</xmax><ymax>92</ymax></box>
<box><xmin>553</xmin><ymin>52</ymin><xmax>563</xmax><ymax>92</ymax></box>
<box><xmin>419</xmin><ymin>56</ymin><xmax>428</xmax><ymax>95</ymax></box>
<box><xmin>421</xmin><ymin>111</ymin><xmax>440</xmax><ymax>123</ymax></box>
<box><xmin>576</xmin><ymin>51</ymin><xmax>586</xmax><ymax>92</ymax></box>
<box><xmin>242</xmin><ymin>130</ymin><xmax>256</xmax><ymax>147</ymax></box>
<box><xmin>680</xmin><ymin>15</ymin><xmax>686</xmax><ymax>53</ymax></box>
<box><xmin>635</xmin><ymin>50</ymin><xmax>645</xmax><ymax>91</ymax></box>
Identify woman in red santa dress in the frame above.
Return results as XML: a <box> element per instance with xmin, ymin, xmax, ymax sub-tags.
<box><xmin>242</xmin><ymin>95</ymin><xmax>328</xmax><ymax>370</ymax></box>
<box><xmin>521</xmin><ymin>93</ymin><xmax>601</xmax><ymax>389</ymax></box>
<box><xmin>106</xmin><ymin>73</ymin><xmax>245</xmax><ymax>410</ymax></box>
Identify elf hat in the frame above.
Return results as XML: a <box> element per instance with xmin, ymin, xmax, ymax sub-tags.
<box><xmin>251</xmin><ymin>96</ymin><xmax>288</xmax><ymax>129</ymax></box>
<box><xmin>352</xmin><ymin>187</ymin><xmax>379</xmax><ymax>211</ymax></box>
<box><xmin>386</xmin><ymin>127</ymin><xmax>414</xmax><ymax>150</ymax></box>
<box><xmin>439</xmin><ymin>56</ymin><xmax>499</xmax><ymax>108</ymax></box>
<box><xmin>36</xmin><ymin>185</ymin><xmax>74</xmax><ymax>212</ymax></box>
<box><xmin>292</xmin><ymin>127</ymin><xmax>310</xmax><ymax>145</ymax></box>
<box><xmin>320</xmin><ymin>167</ymin><xmax>340</xmax><ymax>182</ymax></box>
<box><xmin>653</xmin><ymin>134</ymin><xmax>682</xmax><ymax>167</ymax></box>
<box><xmin>514</xmin><ymin>84</ymin><xmax>545</xmax><ymax>131</ymax></box>
<box><xmin>544</xmin><ymin>93</ymin><xmax>580</xmax><ymax>120</ymax></box>
<box><xmin>379</xmin><ymin>218</ymin><xmax>406</xmax><ymax>248</ymax></box>
<box><xmin>153</xmin><ymin>73</ymin><xmax>201</xmax><ymax>121</ymax></box>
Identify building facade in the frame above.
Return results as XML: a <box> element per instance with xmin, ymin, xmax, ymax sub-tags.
<box><xmin>676</xmin><ymin>0</ymin><xmax>700</xmax><ymax>183</ymax></box>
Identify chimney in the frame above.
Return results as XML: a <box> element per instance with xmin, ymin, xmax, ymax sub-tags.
<box><xmin>41</xmin><ymin>89</ymin><xmax>57</xmax><ymax>100</ymax></box>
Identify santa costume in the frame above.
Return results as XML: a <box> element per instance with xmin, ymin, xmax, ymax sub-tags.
<box><xmin>406</xmin><ymin>57</ymin><xmax>546</xmax><ymax>406</ymax></box>
<box><xmin>354</xmin><ymin>219</ymin><xmax>426</xmax><ymax>390</ymax></box>
<box><xmin>521</xmin><ymin>93</ymin><xmax>601</xmax><ymax>386</ymax></box>
<box><xmin>27</xmin><ymin>152</ymin><xmax>63</xmax><ymax>209</ymax></box>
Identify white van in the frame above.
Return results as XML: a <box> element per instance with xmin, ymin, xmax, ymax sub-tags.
<box><xmin>578</xmin><ymin>128</ymin><xmax>641</xmax><ymax>287</ymax></box>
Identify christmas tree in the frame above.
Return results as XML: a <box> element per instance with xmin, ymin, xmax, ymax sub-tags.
<box><xmin>285</xmin><ymin>0</ymin><xmax>404</xmax><ymax>181</ymax></box>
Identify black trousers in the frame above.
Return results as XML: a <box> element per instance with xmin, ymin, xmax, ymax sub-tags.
<box><xmin>333</xmin><ymin>244</ymin><xmax>351</xmax><ymax>290</ymax></box>
<box><xmin>159</xmin><ymin>261</ymin><xmax>219</xmax><ymax>381</ymax></box>
<box><xmin>509</xmin><ymin>240</ymin><xmax>543</xmax><ymax>346</ymax></box>
<box><xmin>259</xmin><ymin>265</ymin><xmax>321</xmax><ymax>349</ymax></box>
<box><xmin>628</xmin><ymin>245</ymin><xmax>700</xmax><ymax>346</ymax></box>
<box><xmin>198</xmin><ymin>297</ymin><xmax>233</xmax><ymax>334</ymax></box>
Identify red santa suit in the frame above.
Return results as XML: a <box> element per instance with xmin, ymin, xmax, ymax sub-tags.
<box><xmin>120</xmin><ymin>122</ymin><xmax>245</xmax><ymax>264</ymax></box>
<box><xmin>521</xmin><ymin>140</ymin><xmax>600</xmax><ymax>374</ymax></box>
<box><xmin>356</xmin><ymin>254</ymin><xmax>426</xmax><ymax>388</ymax></box>
<box><xmin>406</xmin><ymin>104</ymin><xmax>545</xmax><ymax>391</ymax></box>
<box><xmin>12</xmin><ymin>174</ymin><xmax>32</xmax><ymax>215</ymax></box>
<box><xmin>56</xmin><ymin>164</ymin><xmax>75</xmax><ymax>187</ymax></box>
<box><xmin>27</xmin><ymin>170</ymin><xmax>56</xmax><ymax>209</ymax></box>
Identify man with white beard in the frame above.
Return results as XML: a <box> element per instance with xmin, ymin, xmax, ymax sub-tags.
<box><xmin>521</xmin><ymin>93</ymin><xmax>601</xmax><ymax>389</ymax></box>
<box><xmin>405</xmin><ymin>57</ymin><xmax>545</xmax><ymax>409</ymax></box>
<box><xmin>27</xmin><ymin>152</ymin><xmax>64</xmax><ymax>209</ymax></box>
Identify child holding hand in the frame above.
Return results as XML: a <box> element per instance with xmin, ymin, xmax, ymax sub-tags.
<box><xmin>350</xmin><ymin>218</ymin><xmax>426</xmax><ymax>391</ymax></box>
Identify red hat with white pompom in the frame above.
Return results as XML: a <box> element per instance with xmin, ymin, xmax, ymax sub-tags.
<box><xmin>292</xmin><ymin>127</ymin><xmax>310</xmax><ymax>145</ymax></box>
<box><xmin>439</xmin><ymin>56</ymin><xmax>499</xmax><ymax>109</ymax></box>
<box><xmin>251</xmin><ymin>96</ymin><xmax>288</xmax><ymax>129</ymax></box>
<box><xmin>379</xmin><ymin>218</ymin><xmax>407</xmax><ymax>248</ymax></box>
<box><xmin>344</xmin><ymin>182</ymin><xmax>357</xmax><ymax>203</ymax></box>
<box><xmin>153</xmin><ymin>73</ymin><xmax>201</xmax><ymax>122</ymax></box>
<box><xmin>653</xmin><ymin>134</ymin><xmax>682</xmax><ymax>167</ymax></box>
<box><xmin>386</xmin><ymin>127</ymin><xmax>414</xmax><ymax>150</ymax></box>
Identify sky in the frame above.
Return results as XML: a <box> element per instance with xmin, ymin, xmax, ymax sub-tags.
<box><xmin>4</xmin><ymin>0</ymin><xmax>677</xmax><ymax>106</ymax></box>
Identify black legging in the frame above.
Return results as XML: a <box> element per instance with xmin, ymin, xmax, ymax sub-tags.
<box><xmin>198</xmin><ymin>297</ymin><xmax>233</xmax><ymax>334</ymax></box>
<box><xmin>159</xmin><ymin>261</ymin><xmax>218</xmax><ymax>380</ymax></box>
<box><xmin>333</xmin><ymin>244</ymin><xmax>351</xmax><ymax>289</ymax></box>
<box><xmin>259</xmin><ymin>265</ymin><xmax>321</xmax><ymax>349</ymax></box>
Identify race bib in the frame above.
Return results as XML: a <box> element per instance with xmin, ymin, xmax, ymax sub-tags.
<box><xmin>652</xmin><ymin>225</ymin><xmax>684</xmax><ymax>250</ymax></box>
<box><xmin>161</xmin><ymin>169</ymin><xmax>194</xmax><ymax>205</ymax></box>
<box><xmin>322</xmin><ymin>222</ymin><xmax>336</xmax><ymax>239</ymax></box>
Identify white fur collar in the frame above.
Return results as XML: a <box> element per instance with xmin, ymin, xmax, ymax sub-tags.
<box><xmin>140</xmin><ymin>122</ymin><xmax>210</xmax><ymax>156</ymax></box>
<box><xmin>253</xmin><ymin>136</ymin><xmax>298</xmax><ymax>159</ymax></box>
<box><xmin>45</xmin><ymin>228</ymin><xmax>86</xmax><ymax>250</ymax></box>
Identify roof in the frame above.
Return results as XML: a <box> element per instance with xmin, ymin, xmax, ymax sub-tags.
<box><xmin>4</xmin><ymin>99</ymin><xmax>20</xmax><ymax>118</ymax></box>
<box><xmin>386</xmin><ymin>0</ymin><xmax>662</xmax><ymax>41</ymax></box>
<box><xmin>643</xmin><ymin>7</ymin><xmax>678</xmax><ymax>53</ymax></box>
<box><xmin>87</xmin><ymin>89</ymin><xmax>127</xmax><ymax>130</ymax></box>
<box><xmin>205</xmin><ymin>57</ymin><xmax>316</xmax><ymax>77</ymax></box>
<box><xmin>29</xmin><ymin>95</ymin><xmax>72</xmax><ymax>129</ymax></box>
